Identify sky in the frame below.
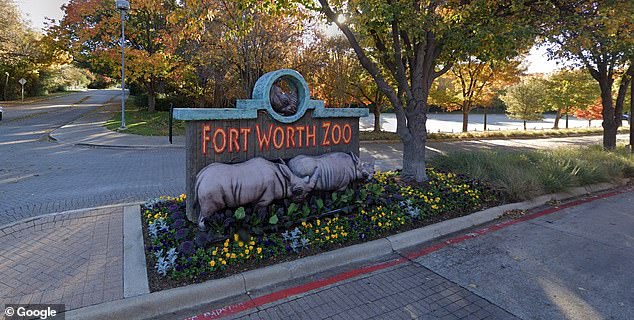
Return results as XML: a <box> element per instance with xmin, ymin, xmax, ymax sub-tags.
<box><xmin>16</xmin><ymin>0</ymin><xmax>561</xmax><ymax>74</ymax></box>
<box><xmin>15</xmin><ymin>0</ymin><xmax>68</xmax><ymax>30</ymax></box>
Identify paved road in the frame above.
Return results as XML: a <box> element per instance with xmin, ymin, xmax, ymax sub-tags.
<box><xmin>0</xmin><ymin>90</ymin><xmax>183</xmax><ymax>225</ymax></box>
<box><xmin>361</xmin><ymin>113</ymin><xmax>607</xmax><ymax>133</ymax></box>
<box><xmin>0</xmin><ymin>91</ymin><xmax>628</xmax><ymax>226</ymax></box>
<box><xmin>362</xmin><ymin>134</ymin><xmax>630</xmax><ymax>170</ymax></box>
<box><xmin>180</xmin><ymin>189</ymin><xmax>633</xmax><ymax>320</ymax></box>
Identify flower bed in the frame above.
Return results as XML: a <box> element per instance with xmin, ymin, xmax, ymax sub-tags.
<box><xmin>142</xmin><ymin>169</ymin><xmax>502</xmax><ymax>291</ymax></box>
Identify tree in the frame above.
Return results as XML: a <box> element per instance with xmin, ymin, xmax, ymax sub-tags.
<box><xmin>314</xmin><ymin>0</ymin><xmax>538</xmax><ymax>182</ymax></box>
<box><xmin>544</xmin><ymin>69</ymin><xmax>598</xmax><ymax>129</ymax></box>
<box><xmin>167</xmin><ymin>0</ymin><xmax>308</xmax><ymax>106</ymax></box>
<box><xmin>501</xmin><ymin>79</ymin><xmax>547</xmax><ymax>130</ymax></box>
<box><xmin>297</xmin><ymin>33</ymin><xmax>388</xmax><ymax>132</ymax></box>
<box><xmin>433</xmin><ymin>58</ymin><xmax>524</xmax><ymax>132</ymax></box>
<box><xmin>574</xmin><ymin>99</ymin><xmax>603</xmax><ymax>127</ymax></box>
<box><xmin>545</xmin><ymin>0</ymin><xmax>634</xmax><ymax>149</ymax></box>
<box><xmin>53</xmin><ymin>0</ymin><xmax>178</xmax><ymax>111</ymax></box>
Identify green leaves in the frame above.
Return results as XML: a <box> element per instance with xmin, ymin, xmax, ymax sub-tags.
<box><xmin>268</xmin><ymin>214</ymin><xmax>279</xmax><ymax>225</ymax></box>
<box><xmin>234</xmin><ymin>207</ymin><xmax>246</xmax><ymax>220</ymax></box>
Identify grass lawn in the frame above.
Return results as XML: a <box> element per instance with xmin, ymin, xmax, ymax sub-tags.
<box><xmin>105</xmin><ymin>97</ymin><xmax>185</xmax><ymax>136</ymax></box>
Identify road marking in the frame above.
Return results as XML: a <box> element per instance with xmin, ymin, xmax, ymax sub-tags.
<box><xmin>0</xmin><ymin>173</ymin><xmax>38</xmax><ymax>184</ymax></box>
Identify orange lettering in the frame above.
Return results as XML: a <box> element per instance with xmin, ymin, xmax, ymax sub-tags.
<box><xmin>321</xmin><ymin>122</ymin><xmax>332</xmax><ymax>146</ymax></box>
<box><xmin>202</xmin><ymin>124</ymin><xmax>211</xmax><ymax>155</ymax></box>
<box><xmin>306</xmin><ymin>125</ymin><xmax>317</xmax><ymax>147</ymax></box>
<box><xmin>286</xmin><ymin>126</ymin><xmax>296</xmax><ymax>148</ymax></box>
<box><xmin>240</xmin><ymin>128</ymin><xmax>251</xmax><ymax>152</ymax></box>
<box><xmin>331</xmin><ymin>124</ymin><xmax>342</xmax><ymax>144</ymax></box>
<box><xmin>213</xmin><ymin>128</ymin><xmax>226</xmax><ymax>153</ymax></box>
<box><xmin>342</xmin><ymin>124</ymin><xmax>352</xmax><ymax>144</ymax></box>
<box><xmin>255</xmin><ymin>124</ymin><xmax>273</xmax><ymax>151</ymax></box>
<box><xmin>273</xmin><ymin>126</ymin><xmax>284</xmax><ymax>149</ymax></box>
<box><xmin>228</xmin><ymin>128</ymin><xmax>240</xmax><ymax>152</ymax></box>
<box><xmin>295</xmin><ymin>126</ymin><xmax>305</xmax><ymax>147</ymax></box>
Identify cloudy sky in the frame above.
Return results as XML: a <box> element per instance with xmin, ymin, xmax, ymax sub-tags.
<box><xmin>16</xmin><ymin>0</ymin><xmax>560</xmax><ymax>74</ymax></box>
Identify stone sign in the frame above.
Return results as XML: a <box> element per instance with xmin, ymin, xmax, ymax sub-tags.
<box><xmin>174</xmin><ymin>69</ymin><xmax>368</xmax><ymax>222</ymax></box>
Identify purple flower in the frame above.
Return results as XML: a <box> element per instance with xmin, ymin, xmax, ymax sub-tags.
<box><xmin>175</xmin><ymin>228</ymin><xmax>189</xmax><ymax>240</ymax></box>
<box><xmin>194</xmin><ymin>233</ymin><xmax>209</xmax><ymax>247</ymax></box>
<box><xmin>179</xmin><ymin>241</ymin><xmax>195</xmax><ymax>255</ymax></box>
<box><xmin>168</xmin><ymin>204</ymin><xmax>178</xmax><ymax>212</ymax></box>
<box><xmin>172</xmin><ymin>219</ymin><xmax>186</xmax><ymax>229</ymax></box>
<box><xmin>172</xmin><ymin>211</ymin><xmax>185</xmax><ymax>220</ymax></box>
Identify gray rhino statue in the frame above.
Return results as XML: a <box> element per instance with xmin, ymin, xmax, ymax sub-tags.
<box><xmin>194</xmin><ymin>157</ymin><xmax>318</xmax><ymax>230</ymax></box>
<box><xmin>287</xmin><ymin>152</ymin><xmax>375</xmax><ymax>192</ymax></box>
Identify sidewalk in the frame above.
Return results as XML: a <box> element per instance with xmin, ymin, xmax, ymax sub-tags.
<box><xmin>1</xmin><ymin>185</ymin><xmax>631</xmax><ymax>319</ymax></box>
<box><xmin>49</xmin><ymin>102</ymin><xmax>185</xmax><ymax>148</ymax></box>
<box><xmin>0</xmin><ymin>207</ymin><xmax>124</xmax><ymax>311</ymax></box>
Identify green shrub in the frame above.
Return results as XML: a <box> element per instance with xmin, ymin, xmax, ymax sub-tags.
<box><xmin>431</xmin><ymin>145</ymin><xmax>634</xmax><ymax>201</ymax></box>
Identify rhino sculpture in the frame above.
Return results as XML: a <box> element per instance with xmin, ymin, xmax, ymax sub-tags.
<box><xmin>287</xmin><ymin>152</ymin><xmax>375</xmax><ymax>192</ymax></box>
<box><xmin>194</xmin><ymin>157</ymin><xmax>318</xmax><ymax>230</ymax></box>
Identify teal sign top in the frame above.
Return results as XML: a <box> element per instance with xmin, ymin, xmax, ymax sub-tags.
<box><xmin>173</xmin><ymin>69</ymin><xmax>368</xmax><ymax>123</ymax></box>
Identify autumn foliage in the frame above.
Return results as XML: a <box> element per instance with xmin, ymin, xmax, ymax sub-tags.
<box><xmin>574</xmin><ymin>100</ymin><xmax>604</xmax><ymax>123</ymax></box>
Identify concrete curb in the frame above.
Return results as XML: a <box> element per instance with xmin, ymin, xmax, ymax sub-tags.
<box><xmin>124</xmin><ymin>205</ymin><xmax>150</xmax><ymax>298</ymax></box>
<box><xmin>0</xmin><ymin>202</ymin><xmax>144</xmax><ymax>231</ymax></box>
<box><xmin>66</xmin><ymin>274</ymin><xmax>245</xmax><ymax>320</ymax></box>
<box><xmin>63</xmin><ymin>180</ymin><xmax>629</xmax><ymax>320</ymax></box>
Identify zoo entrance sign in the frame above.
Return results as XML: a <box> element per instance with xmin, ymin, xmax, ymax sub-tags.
<box><xmin>174</xmin><ymin>69</ymin><xmax>368</xmax><ymax>221</ymax></box>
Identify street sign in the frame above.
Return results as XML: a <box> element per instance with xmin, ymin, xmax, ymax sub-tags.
<box><xmin>18</xmin><ymin>78</ymin><xmax>26</xmax><ymax>102</ymax></box>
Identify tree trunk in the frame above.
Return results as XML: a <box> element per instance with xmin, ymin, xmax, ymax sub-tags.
<box><xmin>553</xmin><ymin>108</ymin><xmax>562</xmax><ymax>129</ymax></box>
<box><xmin>483</xmin><ymin>109</ymin><xmax>487</xmax><ymax>131</ymax></box>
<box><xmin>615</xmin><ymin>75</ymin><xmax>631</xmax><ymax>128</ymax></box>
<box><xmin>462</xmin><ymin>110</ymin><xmax>469</xmax><ymax>132</ymax></box>
<box><xmin>148</xmin><ymin>93</ymin><xmax>156</xmax><ymax>112</ymax></box>
<box><xmin>630</xmin><ymin>79</ymin><xmax>633</xmax><ymax>153</ymax></box>
<box><xmin>599</xmin><ymin>77</ymin><xmax>617</xmax><ymax>149</ymax></box>
<box><xmin>565</xmin><ymin>111</ymin><xmax>569</xmax><ymax>129</ymax></box>
<box><xmin>523</xmin><ymin>120</ymin><xmax>527</xmax><ymax>130</ymax></box>
<box><xmin>400</xmin><ymin>111</ymin><xmax>427</xmax><ymax>183</ymax></box>
<box><xmin>589</xmin><ymin>120</ymin><xmax>592</xmax><ymax>127</ymax></box>
<box><xmin>373</xmin><ymin>106</ymin><xmax>381</xmax><ymax>133</ymax></box>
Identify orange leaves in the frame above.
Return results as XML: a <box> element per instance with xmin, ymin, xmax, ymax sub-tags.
<box><xmin>574</xmin><ymin>99</ymin><xmax>603</xmax><ymax>121</ymax></box>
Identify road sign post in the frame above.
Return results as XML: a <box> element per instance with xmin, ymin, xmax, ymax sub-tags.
<box><xmin>18</xmin><ymin>78</ymin><xmax>26</xmax><ymax>102</ymax></box>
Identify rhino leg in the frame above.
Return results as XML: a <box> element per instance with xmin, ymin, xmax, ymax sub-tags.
<box><xmin>198</xmin><ymin>213</ymin><xmax>208</xmax><ymax>231</ymax></box>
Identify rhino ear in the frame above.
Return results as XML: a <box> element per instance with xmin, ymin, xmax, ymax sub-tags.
<box><xmin>309</xmin><ymin>167</ymin><xmax>321</xmax><ymax>188</ymax></box>
<box><xmin>278</xmin><ymin>164</ymin><xmax>292</xmax><ymax>180</ymax></box>
<box><xmin>278</xmin><ymin>158</ymin><xmax>286</xmax><ymax>165</ymax></box>
<box><xmin>350</xmin><ymin>152</ymin><xmax>360</xmax><ymax>165</ymax></box>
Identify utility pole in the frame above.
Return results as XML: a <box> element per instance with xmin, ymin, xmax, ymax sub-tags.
<box><xmin>3</xmin><ymin>72</ymin><xmax>8</xmax><ymax>101</ymax></box>
<box><xmin>116</xmin><ymin>0</ymin><xmax>130</xmax><ymax>130</ymax></box>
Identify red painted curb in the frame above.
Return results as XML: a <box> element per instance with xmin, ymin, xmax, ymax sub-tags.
<box><xmin>185</xmin><ymin>187</ymin><xmax>629</xmax><ymax>320</ymax></box>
